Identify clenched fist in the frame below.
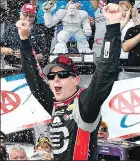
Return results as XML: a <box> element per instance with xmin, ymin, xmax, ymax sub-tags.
<box><xmin>103</xmin><ymin>3</ymin><xmax>122</xmax><ymax>25</ymax></box>
<box><xmin>42</xmin><ymin>0</ymin><xmax>55</xmax><ymax>12</ymax></box>
<box><xmin>16</xmin><ymin>20</ymin><xmax>31</xmax><ymax>40</ymax></box>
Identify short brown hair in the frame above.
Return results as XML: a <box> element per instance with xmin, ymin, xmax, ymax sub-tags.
<box><xmin>119</xmin><ymin>1</ymin><xmax>132</xmax><ymax>10</ymax></box>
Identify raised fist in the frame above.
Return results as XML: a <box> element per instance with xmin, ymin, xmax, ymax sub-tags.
<box><xmin>103</xmin><ymin>3</ymin><xmax>122</xmax><ymax>25</ymax></box>
<box><xmin>42</xmin><ymin>0</ymin><xmax>55</xmax><ymax>12</ymax></box>
<box><xmin>16</xmin><ymin>20</ymin><xmax>31</xmax><ymax>40</ymax></box>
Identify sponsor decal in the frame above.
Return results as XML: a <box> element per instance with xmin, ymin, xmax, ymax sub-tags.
<box><xmin>109</xmin><ymin>88</ymin><xmax>140</xmax><ymax>128</ymax></box>
<box><xmin>0</xmin><ymin>91</ymin><xmax>21</xmax><ymax>115</ymax></box>
<box><xmin>104</xmin><ymin>42</ymin><xmax>110</xmax><ymax>58</ymax></box>
<box><xmin>67</xmin><ymin>104</ymin><xmax>75</xmax><ymax>111</ymax></box>
<box><xmin>109</xmin><ymin>88</ymin><xmax>140</xmax><ymax>114</ymax></box>
<box><xmin>95</xmin><ymin>38</ymin><xmax>103</xmax><ymax>45</ymax></box>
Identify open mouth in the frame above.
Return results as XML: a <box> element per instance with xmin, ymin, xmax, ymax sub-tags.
<box><xmin>98</xmin><ymin>133</ymin><xmax>106</xmax><ymax>140</ymax></box>
<box><xmin>54</xmin><ymin>86</ymin><xmax>62</xmax><ymax>93</ymax></box>
<box><xmin>98</xmin><ymin>136</ymin><xmax>105</xmax><ymax>140</ymax></box>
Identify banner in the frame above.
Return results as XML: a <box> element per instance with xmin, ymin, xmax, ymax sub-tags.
<box><xmin>0</xmin><ymin>74</ymin><xmax>51</xmax><ymax>134</ymax></box>
<box><xmin>1</xmin><ymin>74</ymin><xmax>140</xmax><ymax>140</ymax></box>
<box><xmin>101</xmin><ymin>77</ymin><xmax>140</xmax><ymax>140</ymax></box>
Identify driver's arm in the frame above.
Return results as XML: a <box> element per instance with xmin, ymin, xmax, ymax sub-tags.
<box><xmin>80</xmin><ymin>23</ymin><xmax>121</xmax><ymax>122</ymax></box>
<box><xmin>76</xmin><ymin>3</ymin><xmax>122</xmax><ymax>129</ymax></box>
<box><xmin>20</xmin><ymin>39</ymin><xmax>54</xmax><ymax>115</ymax></box>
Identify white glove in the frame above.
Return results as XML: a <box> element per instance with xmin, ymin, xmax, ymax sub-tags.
<box><xmin>42</xmin><ymin>0</ymin><xmax>55</xmax><ymax>12</ymax></box>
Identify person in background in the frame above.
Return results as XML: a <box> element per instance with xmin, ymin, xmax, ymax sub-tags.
<box><xmin>31</xmin><ymin>0</ymin><xmax>55</xmax><ymax>55</ymax></box>
<box><xmin>119</xmin><ymin>0</ymin><xmax>136</xmax><ymax>66</ymax></box>
<box><xmin>0</xmin><ymin>131</ymin><xmax>7</xmax><ymax>148</ymax></box>
<box><xmin>1</xmin><ymin>3</ymin><xmax>51</xmax><ymax>68</ymax></box>
<box><xmin>0</xmin><ymin>2</ymin><xmax>7</xmax><ymax>24</ymax></box>
<box><xmin>30</xmin><ymin>137</ymin><xmax>53</xmax><ymax>160</ymax></box>
<box><xmin>1</xmin><ymin>3</ymin><xmax>36</xmax><ymax>68</ymax></box>
<box><xmin>120</xmin><ymin>0</ymin><xmax>135</xmax><ymax>31</ymax></box>
<box><xmin>5</xmin><ymin>0</ymin><xmax>30</xmax><ymax>26</ymax></box>
<box><xmin>98</xmin><ymin>121</ymin><xmax>109</xmax><ymax>140</ymax></box>
<box><xmin>9</xmin><ymin>145</ymin><xmax>28</xmax><ymax>160</ymax></box>
<box><xmin>34</xmin><ymin>137</ymin><xmax>53</xmax><ymax>153</ymax></box>
<box><xmin>122</xmin><ymin>3</ymin><xmax>140</xmax><ymax>66</ymax></box>
<box><xmin>0</xmin><ymin>131</ymin><xmax>9</xmax><ymax>160</ymax></box>
<box><xmin>16</xmin><ymin>3</ymin><xmax>122</xmax><ymax>160</ymax></box>
<box><xmin>0</xmin><ymin>146</ymin><xmax>9</xmax><ymax>161</ymax></box>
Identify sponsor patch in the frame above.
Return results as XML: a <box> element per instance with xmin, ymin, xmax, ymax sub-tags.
<box><xmin>67</xmin><ymin>104</ymin><xmax>75</xmax><ymax>111</ymax></box>
<box><xmin>104</xmin><ymin>42</ymin><xmax>110</xmax><ymax>58</ymax></box>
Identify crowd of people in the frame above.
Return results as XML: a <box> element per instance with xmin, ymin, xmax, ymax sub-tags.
<box><xmin>119</xmin><ymin>1</ymin><xmax>140</xmax><ymax>66</ymax></box>
<box><xmin>0</xmin><ymin>121</ymin><xmax>109</xmax><ymax>160</ymax></box>
<box><xmin>0</xmin><ymin>131</ymin><xmax>9</xmax><ymax>161</ymax></box>
<box><xmin>0</xmin><ymin>0</ymin><xmax>140</xmax><ymax>161</ymax></box>
<box><xmin>0</xmin><ymin>130</ymin><xmax>54</xmax><ymax>160</ymax></box>
<box><xmin>0</xmin><ymin>0</ymin><xmax>140</xmax><ymax>67</ymax></box>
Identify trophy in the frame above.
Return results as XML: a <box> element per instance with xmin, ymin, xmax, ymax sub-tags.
<box><xmin>43</xmin><ymin>1</ymin><xmax>92</xmax><ymax>53</ymax></box>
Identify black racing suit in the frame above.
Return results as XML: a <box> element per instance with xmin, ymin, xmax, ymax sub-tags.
<box><xmin>20</xmin><ymin>23</ymin><xmax>121</xmax><ymax>160</ymax></box>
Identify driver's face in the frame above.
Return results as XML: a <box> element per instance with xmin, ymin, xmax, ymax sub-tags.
<box><xmin>49</xmin><ymin>66</ymin><xmax>79</xmax><ymax>102</ymax></box>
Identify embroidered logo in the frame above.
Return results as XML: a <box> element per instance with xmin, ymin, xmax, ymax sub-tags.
<box><xmin>67</xmin><ymin>104</ymin><xmax>75</xmax><ymax>111</ymax></box>
<box><xmin>58</xmin><ymin>55</ymin><xmax>72</xmax><ymax>65</ymax></box>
